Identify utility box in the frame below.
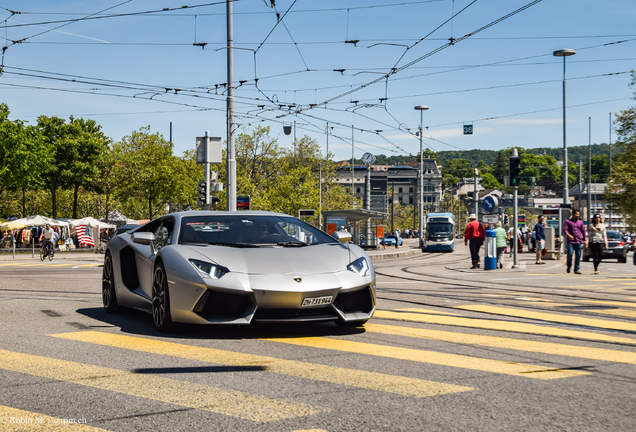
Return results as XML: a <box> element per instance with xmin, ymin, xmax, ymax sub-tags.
<box><xmin>544</xmin><ymin>227</ymin><xmax>561</xmax><ymax>260</ymax></box>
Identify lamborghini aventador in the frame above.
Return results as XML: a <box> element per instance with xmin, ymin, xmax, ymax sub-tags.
<box><xmin>102</xmin><ymin>211</ymin><xmax>376</xmax><ymax>331</ymax></box>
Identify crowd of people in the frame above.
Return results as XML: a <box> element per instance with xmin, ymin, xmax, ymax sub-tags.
<box><xmin>463</xmin><ymin>210</ymin><xmax>613</xmax><ymax>274</ymax></box>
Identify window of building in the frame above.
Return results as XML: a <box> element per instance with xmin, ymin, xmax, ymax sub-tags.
<box><xmin>398</xmin><ymin>187</ymin><xmax>403</xmax><ymax>193</ymax></box>
<box><xmin>409</xmin><ymin>197</ymin><xmax>413</xmax><ymax>204</ymax></box>
<box><xmin>356</xmin><ymin>187</ymin><xmax>361</xmax><ymax>194</ymax></box>
<box><xmin>409</xmin><ymin>187</ymin><xmax>413</xmax><ymax>193</ymax></box>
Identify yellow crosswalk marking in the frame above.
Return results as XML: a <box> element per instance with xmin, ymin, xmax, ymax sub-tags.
<box><xmin>396</xmin><ymin>308</ymin><xmax>459</xmax><ymax>316</ymax></box>
<box><xmin>0</xmin><ymin>405</ymin><xmax>110</xmax><ymax>431</ymax></box>
<box><xmin>456</xmin><ymin>305</ymin><xmax>636</xmax><ymax>332</ymax></box>
<box><xmin>0</xmin><ymin>349</ymin><xmax>325</xmax><ymax>423</ymax></box>
<box><xmin>365</xmin><ymin>323</ymin><xmax>636</xmax><ymax>365</ymax></box>
<box><xmin>262</xmin><ymin>337</ymin><xmax>589</xmax><ymax>380</ymax></box>
<box><xmin>372</xmin><ymin>310</ymin><xmax>636</xmax><ymax>345</ymax></box>
<box><xmin>51</xmin><ymin>331</ymin><xmax>473</xmax><ymax>398</ymax></box>
<box><xmin>577</xmin><ymin>299</ymin><xmax>636</xmax><ymax>308</ymax></box>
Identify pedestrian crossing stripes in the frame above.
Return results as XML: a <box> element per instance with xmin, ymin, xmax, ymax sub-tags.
<box><xmin>372</xmin><ymin>310</ymin><xmax>636</xmax><ymax>345</ymax></box>
<box><xmin>50</xmin><ymin>331</ymin><xmax>473</xmax><ymax>398</ymax></box>
<box><xmin>0</xmin><ymin>349</ymin><xmax>326</xmax><ymax>423</ymax></box>
<box><xmin>0</xmin><ymin>405</ymin><xmax>110</xmax><ymax>431</ymax></box>
<box><xmin>261</xmin><ymin>336</ymin><xmax>589</xmax><ymax>380</ymax></box>
<box><xmin>505</xmin><ymin>262</ymin><xmax>526</xmax><ymax>269</ymax></box>
<box><xmin>455</xmin><ymin>305</ymin><xmax>636</xmax><ymax>332</ymax></box>
<box><xmin>364</xmin><ymin>323</ymin><xmax>636</xmax><ymax>365</ymax></box>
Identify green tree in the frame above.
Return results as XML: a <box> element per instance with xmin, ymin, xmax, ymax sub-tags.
<box><xmin>114</xmin><ymin>127</ymin><xmax>177</xmax><ymax>220</ymax></box>
<box><xmin>37</xmin><ymin>115</ymin><xmax>109</xmax><ymax>218</ymax></box>
<box><xmin>608</xmin><ymin>71</ymin><xmax>636</xmax><ymax>229</ymax></box>
<box><xmin>0</xmin><ymin>104</ymin><xmax>51</xmax><ymax>215</ymax></box>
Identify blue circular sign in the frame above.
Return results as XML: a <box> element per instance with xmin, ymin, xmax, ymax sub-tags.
<box><xmin>483</xmin><ymin>196</ymin><xmax>498</xmax><ymax>213</ymax></box>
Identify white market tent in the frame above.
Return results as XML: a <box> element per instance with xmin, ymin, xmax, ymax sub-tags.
<box><xmin>63</xmin><ymin>217</ymin><xmax>116</xmax><ymax>229</ymax></box>
<box><xmin>101</xmin><ymin>209</ymin><xmax>139</xmax><ymax>227</ymax></box>
<box><xmin>11</xmin><ymin>215</ymin><xmax>70</xmax><ymax>227</ymax></box>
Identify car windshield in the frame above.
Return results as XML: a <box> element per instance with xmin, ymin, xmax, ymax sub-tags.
<box><xmin>428</xmin><ymin>223</ymin><xmax>452</xmax><ymax>238</ymax></box>
<box><xmin>179</xmin><ymin>215</ymin><xmax>337</xmax><ymax>246</ymax></box>
<box><xmin>607</xmin><ymin>231</ymin><xmax>621</xmax><ymax>240</ymax></box>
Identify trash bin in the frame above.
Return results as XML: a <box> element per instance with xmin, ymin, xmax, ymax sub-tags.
<box><xmin>484</xmin><ymin>228</ymin><xmax>497</xmax><ymax>270</ymax></box>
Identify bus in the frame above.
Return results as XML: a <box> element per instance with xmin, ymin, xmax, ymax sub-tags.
<box><xmin>422</xmin><ymin>212</ymin><xmax>455</xmax><ymax>252</ymax></box>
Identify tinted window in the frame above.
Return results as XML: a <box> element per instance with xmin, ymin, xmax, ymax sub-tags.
<box><xmin>607</xmin><ymin>231</ymin><xmax>621</xmax><ymax>240</ymax></box>
<box><xmin>179</xmin><ymin>215</ymin><xmax>336</xmax><ymax>246</ymax></box>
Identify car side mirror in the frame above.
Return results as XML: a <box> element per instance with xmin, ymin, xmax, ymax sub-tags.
<box><xmin>131</xmin><ymin>232</ymin><xmax>156</xmax><ymax>245</ymax></box>
<box><xmin>332</xmin><ymin>231</ymin><xmax>352</xmax><ymax>243</ymax></box>
<box><xmin>131</xmin><ymin>232</ymin><xmax>158</xmax><ymax>255</ymax></box>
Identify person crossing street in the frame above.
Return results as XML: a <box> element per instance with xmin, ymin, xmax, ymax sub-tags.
<box><xmin>464</xmin><ymin>214</ymin><xmax>485</xmax><ymax>269</ymax></box>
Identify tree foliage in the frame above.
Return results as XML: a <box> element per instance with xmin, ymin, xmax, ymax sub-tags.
<box><xmin>608</xmin><ymin>71</ymin><xmax>636</xmax><ymax>229</ymax></box>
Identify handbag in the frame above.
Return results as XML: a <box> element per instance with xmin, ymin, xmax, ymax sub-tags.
<box><xmin>541</xmin><ymin>248</ymin><xmax>547</xmax><ymax>256</ymax></box>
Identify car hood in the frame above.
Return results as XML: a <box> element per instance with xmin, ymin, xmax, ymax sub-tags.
<box><xmin>190</xmin><ymin>242</ymin><xmax>354</xmax><ymax>275</ymax></box>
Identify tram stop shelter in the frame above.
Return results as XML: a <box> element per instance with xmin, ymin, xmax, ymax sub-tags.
<box><xmin>322</xmin><ymin>209</ymin><xmax>389</xmax><ymax>248</ymax></box>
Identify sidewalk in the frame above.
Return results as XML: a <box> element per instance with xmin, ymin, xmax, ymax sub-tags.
<box><xmin>0</xmin><ymin>249</ymin><xmax>103</xmax><ymax>261</ymax></box>
<box><xmin>365</xmin><ymin>238</ymin><xmax>423</xmax><ymax>261</ymax></box>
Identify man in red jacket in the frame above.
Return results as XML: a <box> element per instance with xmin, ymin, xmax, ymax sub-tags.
<box><xmin>464</xmin><ymin>214</ymin><xmax>485</xmax><ymax>269</ymax></box>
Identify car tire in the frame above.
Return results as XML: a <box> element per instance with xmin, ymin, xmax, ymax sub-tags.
<box><xmin>152</xmin><ymin>262</ymin><xmax>173</xmax><ymax>332</ymax></box>
<box><xmin>102</xmin><ymin>252</ymin><xmax>120</xmax><ymax>313</ymax></box>
<box><xmin>620</xmin><ymin>257</ymin><xmax>627</xmax><ymax>264</ymax></box>
<box><xmin>337</xmin><ymin>320</ymin><xmax>368</xmax><ymax>327</ymax></box>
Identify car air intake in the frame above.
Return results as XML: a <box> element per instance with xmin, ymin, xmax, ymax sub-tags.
<box><xmin>334</xmin><ymin>286</ymin><xmax>373</xmax><ymax>313</ymax></box>
<box><xmin>194</xmin><ymin>290</ymin><xmax>253</xmax><ymax>320</ymax></box>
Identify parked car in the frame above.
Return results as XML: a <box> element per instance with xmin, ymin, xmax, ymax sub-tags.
<box><xmin>583</xmin><ymin>230</ymin><xmax>628</xmax><ymax>263</ymax></box>
<box><xmin>115</xmin><ymin>224</ymin><xmax>139</xmax><ymax>236</ymax></box>
<box><xmin>381</xmin><ymin>234</ymin><xmax>403</xmax><ymax>247</ymax></box>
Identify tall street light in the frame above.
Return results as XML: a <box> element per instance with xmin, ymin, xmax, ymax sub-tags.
<box><xmin>553</xmin><ymin>48</ymin><xmax>575</xmax><ymax>206</ymax></box>
<box><xmin>415</xmin><ymin>105</ymin><xmax>429</xmax><ymax>248</ymax></box>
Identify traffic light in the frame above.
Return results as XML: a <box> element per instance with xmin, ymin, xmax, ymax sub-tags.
<box><xmin>503</xmin><ymin>214</ymin><xmax>509</xmax><ymax>226</ymax></box>
<box><xmin>509</xmin><ymin>157</ymin><xmax>520</xmax><ymax>186</ymax></box>
<box><xmin>197</xmin><ymin>181</ymin><xmax>207</xmax><ymax>207</ymax></box>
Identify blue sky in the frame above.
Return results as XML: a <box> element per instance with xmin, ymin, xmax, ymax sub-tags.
<box><xmin>1</xmin><ymin>0</ymin><xmax>635</xmax><ymax>162</ymax></box>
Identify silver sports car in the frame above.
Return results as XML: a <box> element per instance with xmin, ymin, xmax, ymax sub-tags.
<box><xmin>102</xmin><ymin>211</ymin><xmax>376</xmax><ymax>331</ymax></box>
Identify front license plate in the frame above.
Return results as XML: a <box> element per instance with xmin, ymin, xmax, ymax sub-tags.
<box><xmin>302</xmin><ymin>296</ymin><xmax>333</xmax><ymax>307</ymax></box>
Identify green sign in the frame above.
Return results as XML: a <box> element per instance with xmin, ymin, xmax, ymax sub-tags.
<box><xmin>463</xmin><ymin>125</ymin><xmax>473</xmax><ymax>135</ymax></box>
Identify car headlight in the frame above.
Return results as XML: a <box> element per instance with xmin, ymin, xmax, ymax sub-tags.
<box><xmin>189</xmin><ymin>259</ymin><xmax>228</xmax><ymax>279</ymax></box>
<box><xmin>347</xmin><ymin>257</ymin><xmax>370</xmax><ymax>277</ymax></box>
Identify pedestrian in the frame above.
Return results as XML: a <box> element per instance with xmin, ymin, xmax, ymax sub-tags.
<box><xmin>564</xmin><ymin>209</ymin><xmax>588</xmax><ymax>274</ymax></box>
<box><xmin>534</xmin><ymin>214</ymin><xmax>546</xmax><ymax>264</ymax></box>
<box><xmin>493</xmin><ymin>221</ymin><xmax>508</xmax><ymax>269</ymax></box>
<box><xmin>464</xmin><ymin>214</ymin><xmax>485</xmax><ymax>269</ymax></box>
<box><xmin>588</xmin><ymin>213</ymin><xmax>608</xmax><ymax>274</ymax></box>
<box><xmin>507</xmin><ymin>225</ymin><xmax>521</xmax><ymax>257</ymax></box>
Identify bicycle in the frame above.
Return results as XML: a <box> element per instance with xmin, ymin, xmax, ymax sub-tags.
<box><xmin>40</xmin><ymin>241</ymin><xmax>55</xmax><ymax>261</ymax></box>
<box><xmin>376</xmin><ymin>241</ymin><xmax>385</xmax><ymax>251</ymax></box>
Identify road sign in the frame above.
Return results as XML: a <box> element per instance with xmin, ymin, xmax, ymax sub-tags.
<box><xmin>196</xmin><ymin>136</ymin><xmax>222</xmax><ymax>164</ymax></box>
<box><xmin>237</xmin><ymin>196</ymin><xmax>250</xmax><ymax>211</ymax></box>
<box><xmin>483</xmin><ymin>196</ymin><xmax>498</xmax><ymax>213</ymax></box>
<box><xmin>298</xmin><ymin>209</ymin><xmax>315</xmax><ymax>218</ymax></box>
<box><xmin>518</xmin><ymin>214</ymin><xmax>526</xmax><ymax>227</ymax></box>
<box><xmin>483</xmin><ymin>214</ymin><xmax>498</xmax><ymax>224</ymax></box>
<box><xmin>463</xmin><ymin>124</ymin><xmax>473</xmax><ymax>135</ymax></box>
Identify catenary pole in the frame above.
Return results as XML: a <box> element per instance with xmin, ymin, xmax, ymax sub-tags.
<box><xmin>226</xmin><ymin>0</ymin><xmax>236</xmax><ymax>211</ymax></box>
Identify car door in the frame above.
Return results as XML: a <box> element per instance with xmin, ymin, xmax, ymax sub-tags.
<box><xmin>134</xmin><ymin>218</ymin><xmax>175</xmax><ymax>300</ymax></box>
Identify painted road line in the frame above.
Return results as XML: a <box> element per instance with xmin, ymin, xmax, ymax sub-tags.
<box><xmin>520</xmin><ymin>302</ymin><xmax>576</xmax><ymax>308</ymax></box>
<box><xmin>396</xmin><ymin>308</ymin><xmax>459</xmax><ymax>316</ymax></box>
<box><xmin>365</xmin><ymin>323</ymin><xmax>636</xmax><ymax>365</ymax></box>
<box><xmin>0</xmin><ymin>405</ymin><xmax>111</xmax><ymax>431</ymax></box>
<box><xmin>51</xmin><ymin>331</ymin><xmax>472</xmax><ymax>398</ymax></box>
<box><xmin>0</xmin><ymin>349</ymin><xmax>325</xmax><ymax>423</ymax></box>
<box><xmin>372</xmin><ymin>310</ymin><xmax>636</xmax><ymax>345</ymax></box>
<box><xmin>262</xmin><ymin>337</ymin><xmax>590</xmax><ymax>380</ymax></box>
<box><xmin>455</xmin><ymin>305</ymin><xmax>636</xmax><ymax>332</ymax></box>
<box><xmin>577</xmin><ymin>299</ymin><xmax>636</xmax><ymax>308</ymax></box>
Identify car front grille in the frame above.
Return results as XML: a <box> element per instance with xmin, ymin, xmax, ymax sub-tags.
<box><xmin>334</xmin><ymin>286</ymin><xmax>374</xmax><ymax>314</ymax></box>
<box><xmin>252</xmin><ymin>307</ymin><xmax>339</xmax><ymax>322</ymax></box>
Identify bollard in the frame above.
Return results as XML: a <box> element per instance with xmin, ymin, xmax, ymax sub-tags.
<box><xmin>484</xmin><ymin>228</ymin><xmax>497</xmax><ymax>270</ymax></box>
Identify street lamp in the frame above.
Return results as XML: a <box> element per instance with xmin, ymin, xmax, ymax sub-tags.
<box><xmin>553</xmin><ymin>48</ymin><xmax>575</xmax><ymax>206</ymax></box>
<box><xmin>415</xmin><ymin>105</ymin><xmax>429</xmax><ymax>248</ymax></box>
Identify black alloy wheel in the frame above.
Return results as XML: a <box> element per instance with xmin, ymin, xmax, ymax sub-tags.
<box><xmin>152</xmin><ymin>263</ymin><xmax>173</xmax><ymax>332</ymax></box>
<box><xmin>102</xmin><ymin>252</ymin><xmax>119</xmax><ymax>313</ymax></box>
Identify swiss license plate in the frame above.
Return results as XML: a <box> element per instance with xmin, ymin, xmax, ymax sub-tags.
<box><xmin>302</xmin><ymin>296</ymin><xmax>333</xmax><ymax>307</ymax></box>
